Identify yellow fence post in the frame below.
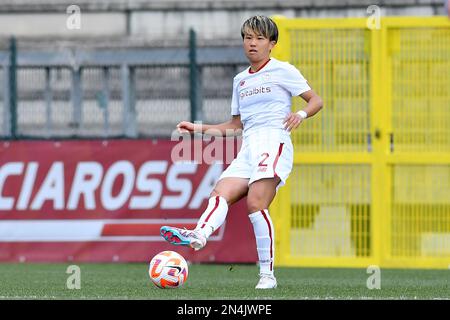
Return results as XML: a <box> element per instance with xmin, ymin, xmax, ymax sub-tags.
<box><xmin>270</xmin><ymin>15</ymin><xmax>293</xmax><ymax>266</ymax></box>
<box><xmin>370</xmin><ymin>19</ymin><xmax>385</xmax><ymax>268</ymax></box>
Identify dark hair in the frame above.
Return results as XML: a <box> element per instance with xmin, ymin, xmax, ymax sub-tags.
<box><xmin>240</xmin><ymin>15</ymin><xmax>278</xmax><ymax>42</ymax></box>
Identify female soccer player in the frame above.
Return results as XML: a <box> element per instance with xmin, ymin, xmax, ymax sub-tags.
<box><xmin>161</xmin><ymin>15</ymin><xmax>323</xmax><ymax>289</ymax></box>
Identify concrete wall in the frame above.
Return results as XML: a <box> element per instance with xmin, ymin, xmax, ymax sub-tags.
<box><xmin>0</xmin><ymin>0</ymin><xmax>448</xmax><ymax>47</ymax></box>
<box><xmin>0</xmin><ymin>13</ymin><xmax>126</xmax><ymax>37</ymax></box>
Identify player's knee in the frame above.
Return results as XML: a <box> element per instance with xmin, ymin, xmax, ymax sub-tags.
<box><xmin>247</xmin><ymin>195</ymin><xmax>266</xmax><ymax>214</ymax></box>
<box><xmin>210</xmin><ymin>189</ymin><xmax>230</xmax><ymax>205</ymax></box>
<box><xmin>210</xmin><ymin>189</ymin><xmax>220</xmax><ymax>198</ymax></box>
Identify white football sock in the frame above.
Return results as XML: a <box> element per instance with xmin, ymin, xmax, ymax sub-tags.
<box><xmin>249</xmin><ymin>209</ymin><xmax>275</xmax><ymax>276</ymax></box>
<box><xmin>195</xmin><ymin>196</ymin><xmax>228</xmax><ymax>238</ymax></box>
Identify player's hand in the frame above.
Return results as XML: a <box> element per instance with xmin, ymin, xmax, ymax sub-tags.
<box><xmin>176</xmin><ymin>121</ymin><xmax>195</xmax><ymax>134</ymax></box>
<box><xmin>283</xmin><ymin>112</ymin><xmax>304</xmax><ymax>132</ymax></box>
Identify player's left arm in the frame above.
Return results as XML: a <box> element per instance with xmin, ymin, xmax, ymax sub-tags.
<box><xmin>283</xmin><ymin>89</ymin><xmax>323</xmax><ymax>132</ymax></box>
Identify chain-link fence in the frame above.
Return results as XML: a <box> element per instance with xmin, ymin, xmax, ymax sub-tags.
<box><xmin>0</xmin><ymin>58</ymin><xmax>6</xmax><ymax>136</ymax></box>
<box><xmin>1</xmin><ymin>38</ymin><xmax>248</xmax><ymax>139</ymax></box>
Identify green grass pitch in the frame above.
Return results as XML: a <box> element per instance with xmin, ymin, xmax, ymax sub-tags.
<box><xmin>0</xmin><ymin>263</ymin><xmax>448</xmax><ymax>300</ymax></box>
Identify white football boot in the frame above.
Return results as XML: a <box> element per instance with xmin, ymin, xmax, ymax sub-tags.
<box><xmin>255</xmin><ymin>274</ymin><xmax>277</xmax><ymax>289</ymax></box>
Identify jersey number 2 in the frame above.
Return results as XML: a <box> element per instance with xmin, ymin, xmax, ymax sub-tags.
<box><xmin>258</xmin><ymin>153</ymin><xmax>269</xmax><ymax>167</ymax></box>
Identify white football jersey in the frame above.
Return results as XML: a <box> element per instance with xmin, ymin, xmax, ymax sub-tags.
<box><xmin>230</xmin><ymin>58</ymin><xmax>311</xmax><ymax>137</ymax></box>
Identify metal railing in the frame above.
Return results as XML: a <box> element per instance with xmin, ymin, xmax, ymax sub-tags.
<box><xmin>0</xmin><ymin>32</ymin><xmax>248</xmax><ymax>139</ymax></box>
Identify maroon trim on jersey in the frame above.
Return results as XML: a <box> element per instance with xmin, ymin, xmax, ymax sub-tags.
<box><xmin>248</xmin><ymin>59</ymin><xmax>271</xmax><ymax>74</ymax></box>
<box><xmin>260</xmin><ymin>209</ymin><xmax>273</xmax><ymax>271</ymax></box>
<box><xmin>273</xmin><ymin>143</ymin><xmax>284</xmax><ymax>178</ymax></box>
<box><xmin>200</xmin><ymin>196</ymin><xmax>220</xmax><ymax>229</ymax></box>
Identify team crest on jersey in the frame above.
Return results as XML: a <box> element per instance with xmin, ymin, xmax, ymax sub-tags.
<box><xmin>262</xmin><ymin>73</ymin><xmax>271</xmax><ymax>81</ymax></box>
<box><xmin>240</xmin><ymin>80</ymin><xmax>245</xmax><ymax>86</ymax></box>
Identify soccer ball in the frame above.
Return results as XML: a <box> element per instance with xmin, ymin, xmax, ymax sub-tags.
<box><xmin>148</xmin><ymin>250</ymin><xmax>189</xmax><ymax>289</ymax></box>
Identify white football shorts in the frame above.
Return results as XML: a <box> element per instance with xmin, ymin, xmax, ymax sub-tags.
<box><xmin>218</xmin><ymin>129</ymin><xmax>294</xmax><ymax>190</ymax></box>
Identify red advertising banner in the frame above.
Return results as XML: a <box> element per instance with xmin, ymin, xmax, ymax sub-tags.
<box><xmin>0</xmin><ymin>139</ymin><xmax>257</xmax><ymax>263</ymax></box>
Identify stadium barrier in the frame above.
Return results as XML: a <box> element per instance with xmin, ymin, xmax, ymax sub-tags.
<box><xmin>0</xmin><ymin>139</ymin><xmax>256</xmax><ymax>263</ymax></box>
<box><xmin>0</xmin><ymin>34</ymin><xmax>248</xmax><ymax>139</ymax></box>
<box><xmin>270</xmin><ymin>17</ymin><xmax>450</xmax><ymax>269</ymax></box>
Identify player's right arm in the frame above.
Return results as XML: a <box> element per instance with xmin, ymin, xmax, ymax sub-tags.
<box><xmin>176</xmin><ymin>115</ymin><xmax>243</xmax><ymax>137</ymax></box>
<box><xmin>177</xmin><ymin>75</ymin><xmax>242</xmax><ymax>137</ymax></box>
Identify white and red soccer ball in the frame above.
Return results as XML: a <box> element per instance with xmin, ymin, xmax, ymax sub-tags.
<box><xmin>148</xmin><ymin>251</ymin><xmax>189</xmax><ymax>289</ymax></box>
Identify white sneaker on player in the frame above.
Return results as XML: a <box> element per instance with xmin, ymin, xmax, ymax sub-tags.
<box><xmin>255</xmin><ymin>274</ymin><xmax>277</xmax><ymax>289</ymax></box>
<box><xmin>160</xmin><ymin>226</ymin><xmax>207</xmax><ymax>250</ymax></box>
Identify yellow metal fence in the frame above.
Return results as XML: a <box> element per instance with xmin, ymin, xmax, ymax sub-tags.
<box><xmin>270</xmin><ymin>17</ymin><xmax>450</xmax><ymax>269</ymax></box>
